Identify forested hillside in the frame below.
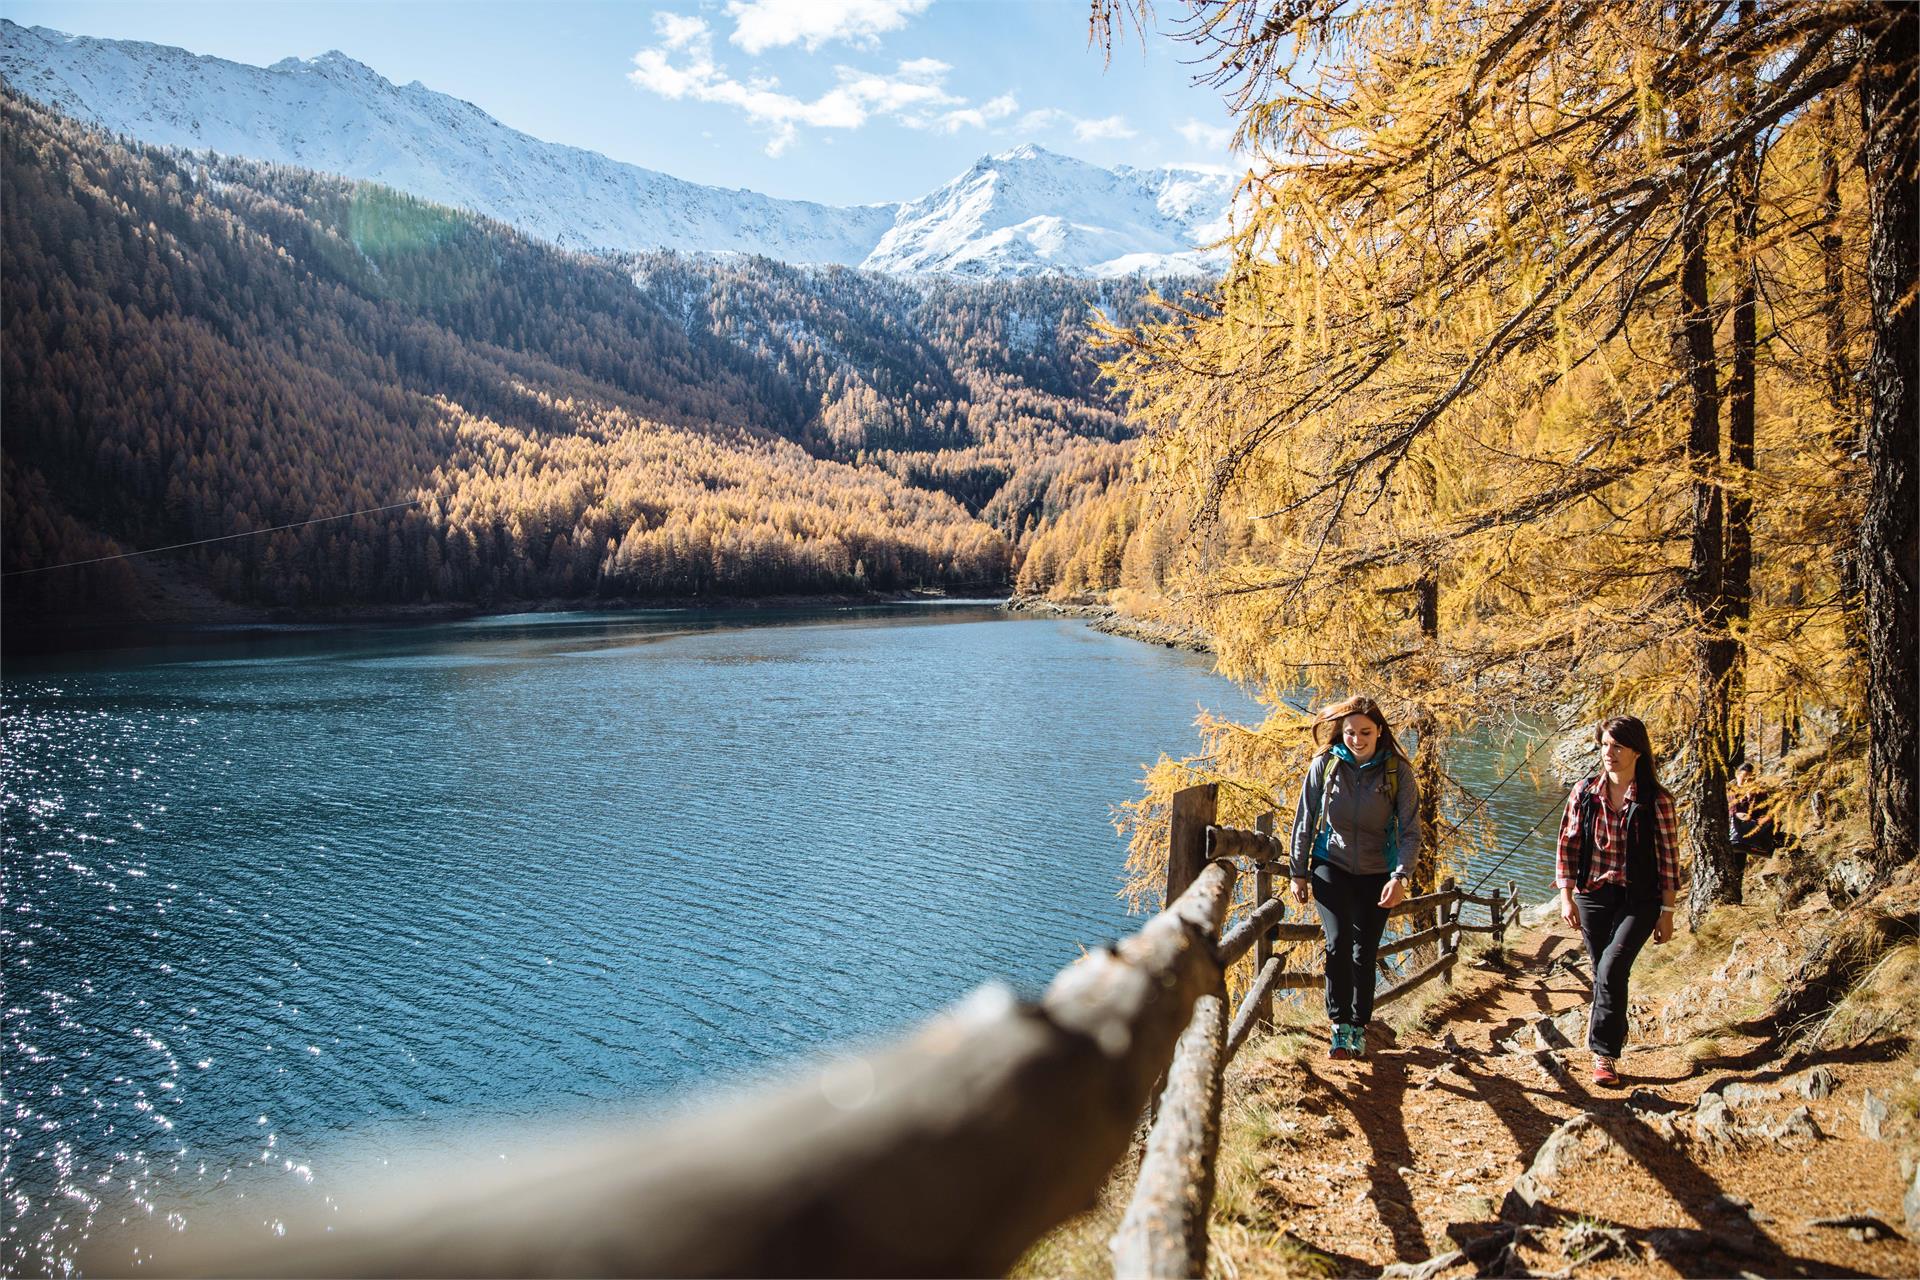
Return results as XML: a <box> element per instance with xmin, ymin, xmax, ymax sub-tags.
<box><xmin>0</xmin><ymin>86</ymin><xmax>1159</xmax><ymax>627</ymax></box>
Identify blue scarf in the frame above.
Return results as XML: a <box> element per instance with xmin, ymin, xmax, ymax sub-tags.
<box><xmin>1329</xmin><ymin>743</ymin><xmax>1385</xmax><ymax>771</ymax></box>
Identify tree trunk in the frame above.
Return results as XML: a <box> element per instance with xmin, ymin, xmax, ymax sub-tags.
<box><xmin>1815</xmin><ymin>93</ymin><xmax>1869</xmax><ymax>696</ymax></box>
<box><xmin>1410</xmin><ymin>575</ymin><xmax>1442</xmax><ymax>964</ymax></box>
<box><xmin>1725</xmin><ymin>5</ymin><xmax>1759</xmax><ymax>771</ymax></box>
<box><xmin>1818</xmin><ymin>98</ymin><xmax>1853</xmax><ymax>420</ymax></box>
<box><xmin>1861</xmin><ymin>5</ymin><xmax>1919</xmax><ymax>871</ymax></box>
<box><xmin>1676</xmin><ymin>100</ymin><xmax>1739</xmax><ymax>920</ymax></box>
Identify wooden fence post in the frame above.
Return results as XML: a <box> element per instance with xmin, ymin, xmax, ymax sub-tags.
<box><xmin>1253</xmin><ymin>812</ymin><xmax>1276</xmax><ymax>1034</ymax></box>
<box><xmin>1165</xmin><ymin>784</ymin><xmax>1217</xmax><ymax>908</ymax></box>
<box><xmin>1439</xmin><ymin>875</ymin><xmax>1457</xmax><ymax>986</ymax></box>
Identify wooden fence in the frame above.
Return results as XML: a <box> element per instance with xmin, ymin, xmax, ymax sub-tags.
<box><xmin>107</xmin><ymin>784</ymin><xmax>1525</xmax><ymax>1280</ymax></box>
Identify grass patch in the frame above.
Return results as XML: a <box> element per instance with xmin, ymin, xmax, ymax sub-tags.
<box><xmin>1682</xmin><ymin>1034</ymin><xmax>1723</xmax><ymax>1069</ymax></box>
<box><xmin>1205</xmin><ymin>1225</ymin><xmax>1346</xmax><ymax>1280</ymax></box>
<box><xmin>1006</xmin><ymin>1158</ymin><xmax>1129</xmax><ymax>1280</ymax></box>
<box><xmin>1805</xmin><ymin>936</ymin><xmax>1920</xmax><ymax>1049</ymax></box>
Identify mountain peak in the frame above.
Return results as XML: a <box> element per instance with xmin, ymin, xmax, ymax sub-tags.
<box><xmin>0</xmin><ymin>23</ymin><xmax>1232</xmax><ymax>279</ymax></box>
<box><xmin>270</xmin><ymin>49</ymin><xmax>384</xmax><ymax>80</ymax></box>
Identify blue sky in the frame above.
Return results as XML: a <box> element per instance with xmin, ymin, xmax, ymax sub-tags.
<box><xmin>5</xmin><ymin>0</ymin><xmax>1240</xmax><ymax>205</ymax></box>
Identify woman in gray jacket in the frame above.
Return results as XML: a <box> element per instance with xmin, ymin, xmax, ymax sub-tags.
<box><xmin>1289</xmin><ymin>695</ymin><xmax>1422</xmax><ymax>1060</ymax></box>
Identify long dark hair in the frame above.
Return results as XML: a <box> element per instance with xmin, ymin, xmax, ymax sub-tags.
<box><xmin>1313</xmin><ymin>695</ymin><xmax>1410</xmax><ymax>764</ymax></box>
<box><xmin>1597</xmin><ymin>715</ymin><xmax>1665</xmax><ymax>799</ymax></box>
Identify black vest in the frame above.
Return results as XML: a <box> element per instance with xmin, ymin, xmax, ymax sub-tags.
<box><xmin>1573</xmin><ymin>777</ymin><xmax>1659</xmax><ymax>901</ymax></box>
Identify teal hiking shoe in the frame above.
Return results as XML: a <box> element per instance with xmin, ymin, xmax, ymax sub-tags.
<box><xmin>1328</xmin><ymin>1024</ymin><xmax>1353</xmax><ymax>1060</ymax></box>
<box><xmin>1349</xmin><ymin>1025</ymin><xmax>1367</xmax><ymax>1059</ymax></box>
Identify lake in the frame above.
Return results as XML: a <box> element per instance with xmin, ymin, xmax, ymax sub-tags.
<box><xmin>0</xmin><ymin>604</ymin><xmax>1567</xmax><ymax>1273</ymax></box>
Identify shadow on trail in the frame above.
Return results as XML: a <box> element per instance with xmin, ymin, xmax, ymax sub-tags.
<box><xmin>1694</xmin><ymin>1031</ymin><xmax>1912</xmax><ymax>1078</ymax></box>
<box><xmin>1448</xmin><ymin>1057</ymin><xmax>1868</xmax><ymax>1279</ymax></box>
<box><xmin>1303</xmin><ymin>1053</ymin><xmax>1432</xmax><ymax>1264</ymax></box>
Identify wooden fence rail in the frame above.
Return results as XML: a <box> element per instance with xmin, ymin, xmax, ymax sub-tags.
<box><xmin>96</xmin><ymin>783</ymin><xmax>1527</xmax><ymax>1280</ymax></box>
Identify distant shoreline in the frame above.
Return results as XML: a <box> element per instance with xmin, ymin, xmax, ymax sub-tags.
<box><xmin>2</xmin><ymin>590</ymin><xmax>1218</xmax><ymax>661</ymax></box>
<box><xmin>1003</xmin><ymin>594</ymin><xmax>1214</xmax><ymax>655</ymax></box>
<box><xmin>0</xmin><ymin>589</ymin><xmax>1013</xmax><ymax>658</ymax></box>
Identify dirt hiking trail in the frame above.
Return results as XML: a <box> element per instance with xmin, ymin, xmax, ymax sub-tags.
<box><xmin>1219</xmin><ymin>919</ymin><xmax>1919</xmax><ymax>1279</ymax></box>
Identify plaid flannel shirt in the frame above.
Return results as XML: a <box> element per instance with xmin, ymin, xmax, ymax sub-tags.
<box><xmin>1554</xmin><ymin>777</ymin><xmax>1681</xmax><ymax>896</ymax></box>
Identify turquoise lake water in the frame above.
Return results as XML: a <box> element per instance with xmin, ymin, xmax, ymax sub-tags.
<box><xmin>0</xmin><ymin>604</ymin><xmax>1567</xmax><ymax>1273</ymax></box>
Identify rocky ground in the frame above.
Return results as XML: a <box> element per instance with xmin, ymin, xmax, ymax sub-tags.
<box><xmin>1206</xmin><ymin>909</ymin><xmax>1920</xmax><ymax>1279</ymax></box>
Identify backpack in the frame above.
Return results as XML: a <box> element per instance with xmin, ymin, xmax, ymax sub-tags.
<box><xmin>1308</xmin><ymin>749</ymin><xmax>1403</xmax><ymax>869</ymax></box>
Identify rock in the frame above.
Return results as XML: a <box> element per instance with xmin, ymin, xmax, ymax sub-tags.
<box><xmin>1761</xmin><ymin>1105</ymin><xmax>1823</xmax><ymax>1148</ymax></box>
<box><xmin>1317</xmin><ymin>1115</ymin><xmax>1345</xmax><ymax>1138</ymax></box>
<box><xmin>1378</xmin><ymin>1249</ymin><xmax>1465</xmax><ymax>1280</ymax></box>
<box><xmin>1523</xmin><ymin>1015</ymin><xmax>1574</xmax><ymax>1050</ymax></box>
<box><xmin>1796</xmin><ymin>1065</ymin><xmax>1837</xmax><ymax>1099</ymax></box>
<box><xmin>1529</xmin><ymin>1049</ymin><xmax>1570</xmax><ymax>1084</ymax></box>
<box><xmin>1452</xmin><ymin>1194</ymin><xmax>1497</xmax><ymax>1221</ymax></box>
<box><xmin>1905</xmin><ymin>1163</ymin><xmax>1919</xmax><ymax>1237</ymax></box>
<box><xmin>1863</xmin><ymin>1089</ymin><xmax>1889</xmax><ymax>1140</ymax></box>
<box><xmin>1720</xmin><ymin>1081</ymin><xmax>1783</xmax><ymax>1107</ymax></box>
<box><xmin>1693</xmin><ymin>1091</ymin><xmax>1738</xmax><ymax>1145</ymax></box>
<box><xmin>1637</xmin><ymin>1111</ymin><xmax>1680</xmax><ymax>1141</ymax></box>
<box><xmin>1828</xmin><ymin>856</ymin><xmax>1876</xmax><ymax>905</ymax></box>
<box><xmin>1709</xmin><ymin>1192</ymin><xmax>1775</xmax><ymax>1225</ymax></box>
<box><xmin>1808</xmin><ymin>1213</ymin><xmax>1902</xmax><ymax>1243</ymax></box>
<box><xmin>1509</xmin><ymin>1114</ymin><xmax>1616</xmax><ymax>1211</ymax></box>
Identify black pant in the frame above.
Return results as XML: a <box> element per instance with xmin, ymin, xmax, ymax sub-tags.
<box><xmin>1311</xmin><ymin>862</ymin><xmax>1391</xmax><ymax>1027</ymax></box>
<box><xmin>1573</xmin><ymin>883</ymin><xmax>1658</xmax><ymax>1059</ymax></box>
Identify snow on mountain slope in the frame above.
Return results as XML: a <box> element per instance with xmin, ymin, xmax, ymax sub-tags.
<box><xmin>861</xmin><ymin>143</ymin><xmax>1234</xmax><ymax>278</ymax></box>
<box><xmin>0</xmin><ymin>19</ymin><xmax>893</xmax><ymax>264</ymax></box>
<box><xmin>0</xmin><ymin>20</ymin><xmax>1232</xmax><ymax>278</ymax></box>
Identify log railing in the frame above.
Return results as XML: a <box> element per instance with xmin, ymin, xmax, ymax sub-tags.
<box><xmin>101</xmin><ymin>783</ymin><xmax>1528</xmax><ymax>1280</ymax></box>
<box><xmin>1124</xmin><ymin>783</ymin><xmax>1526</xmax><ymax>1278</ymax></box>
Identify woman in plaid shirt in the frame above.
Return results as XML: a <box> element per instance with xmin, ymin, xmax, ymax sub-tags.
<box><xmin>1554</xmin><ymin>715</ymin><xmax>1681</xmax><ymax>1087</ymax></box>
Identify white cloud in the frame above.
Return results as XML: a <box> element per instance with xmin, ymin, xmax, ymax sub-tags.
<box><xmin>1176</xmin><ymin>118</ymin><xmax>1233</xmax><ymax>150</ymax></box>
<box><xmin>727</xmin><ymin>0</ymin><xmax>936</xmax><ymax>54</ymax></box>
<box><xmin>932</xmin><ymin>91</ymin><xmax>1019</xmax><ymax>134</ymax></box>
<box><xmin>1012</xmin><ymin>107</ymin><xmax>1139</xmax><ymax>145</ymax></box>
<box><xmin>632</xmin><ymin>17</ymin><xmax>968</xmax><ymax>155</ymax></box>
<box><xmin>1016</xmin><ymin>107</ymin><xmax>1067</xmax><ymax>133</ymax></box>
<box><xmin>656</xmin><ymin>13</ymin><xmax>710</xmax><ymax>49</ymax></box>
<box><xmin>1072</xmin><ymin>114</ymin><xmax>1137</xmax><ymax>142</ymax></box>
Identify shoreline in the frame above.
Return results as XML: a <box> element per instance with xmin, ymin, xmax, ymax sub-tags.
<box><xmin>3</xmin><ymin>588</ymin><xmax>1215</xmax><ymax>662</ymax></box>
<box><xmin>0</xmin><ymin>589</ymin><xmax>1013</xmax><ymax>658</ymax></box>
<box><xmin>1002</xmin><ymin>594</ymin><xmax>1214</xmax><ymax>655</ymax></box>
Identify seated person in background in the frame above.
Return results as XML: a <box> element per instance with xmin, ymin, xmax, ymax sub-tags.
<box><xmin>1728</xmin><ymin>763</ymin><xmax>1779</xmax><ymax>859</ymax></box>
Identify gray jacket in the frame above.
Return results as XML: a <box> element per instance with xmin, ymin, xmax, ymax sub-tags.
<box><xmin>1289</xmin><ymin>750</ymin><xmax>1422</xmax><ymax>879</ymax></box>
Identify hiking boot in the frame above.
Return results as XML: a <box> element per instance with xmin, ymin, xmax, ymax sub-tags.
<box><xmin>1349</xmin><ymin>1025</ymin><xmax>1367</xmax><ymax>1060</ymax></box>
<box><xmin>1328</xmin><ymin>1025</ymin><xmax>1352</xmax><ymax>1060</ymax></box>
<box><xmin>1592</xmin><ymin>1057</ymin><xmax>1621</xmax><ymax>1087</ymax></box>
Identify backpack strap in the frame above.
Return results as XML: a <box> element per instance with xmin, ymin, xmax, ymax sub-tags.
<box><xmin>1384</xmin><ymin>753</ymin><xmax>1402</xmax><ymax>875</ymax></box>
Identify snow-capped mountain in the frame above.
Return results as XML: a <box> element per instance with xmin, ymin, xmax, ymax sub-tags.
<box><xmin>866</xmin><ymin>144</ymin><xmax>1231</xmax><ymax>278</ymax></box>
<box><xmin>0</xmin><ymin>20</ymin><xmax>1232</xmax><ymax>278</ymax></box>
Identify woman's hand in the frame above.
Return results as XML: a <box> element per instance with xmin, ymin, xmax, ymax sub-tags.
<box><xmin>1290</xmin><ymin>876</ymin><xmax>1310</xmax><ymax>905</ymax></box>
<box><xmin>1559</xmin><ymin>891</ymin><xmax>1577</xmax><ymax>928</ymax></box>
<box><xmin>1378</xmin><ymin>876</ymin><xmax>1407</xmax><ymax>910</ymax></box>
<box><xmin>1653</xmin><ymin>907</ymin><xmax>1674</xmax><ymax>944</ymax></box>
